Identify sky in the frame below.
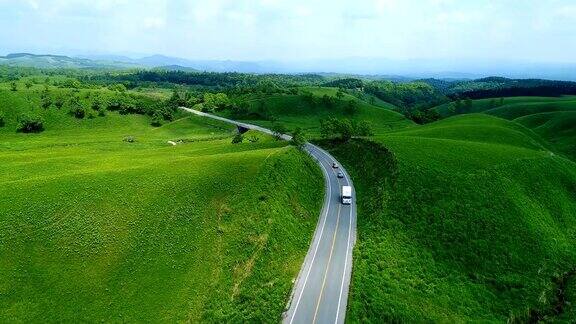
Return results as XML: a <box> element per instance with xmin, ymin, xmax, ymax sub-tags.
<box><xmin>1</xmin><ymin>0</ymin><xmax>575</xmax><ymax>63</ymax></box>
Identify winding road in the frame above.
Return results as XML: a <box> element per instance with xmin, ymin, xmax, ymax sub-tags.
<box><xmin>179</xmin><ymin>107</ymin><xmax>357</xmax><ymax>324</ymax></box>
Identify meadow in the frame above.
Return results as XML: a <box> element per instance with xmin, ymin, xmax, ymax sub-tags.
<box><xmin>218</xmin><ymin>86</ymin><xmax>413</xmax><ymax>136</ymax></box>
<box><xmin>324</xmin><ymin>114</ymin><xmax>576</xmax><ymax>322</ymax></box>
<box><xmin>432</xmin><ymin>96</ymin><xmax>576</xmax><ymax>160</ymax></box>
<box><xmin>0</xmin><ymin>83</ymin><xmax>324</xmax><ymax>322</ymax></box>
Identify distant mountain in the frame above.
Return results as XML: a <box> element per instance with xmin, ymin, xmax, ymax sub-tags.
<box><xmin>2</xmin><ymin>52</ymin><xmax>575</xmax><ymax>81</ymax></box>
<box><xmin>0</xmin><ymin>53</ymin><xmax>140</xmax><ymax>69</ymax></box>
<box><xmin>152</xmin><ymin>65</ymin><xmax>199</xmax><ymax>72</ymax></box>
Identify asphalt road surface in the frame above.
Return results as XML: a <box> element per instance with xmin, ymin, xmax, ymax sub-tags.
<box><xmin>179</xmin><ymin>107</ymin><xmax>357</xmax><ymax>324</ymax></box>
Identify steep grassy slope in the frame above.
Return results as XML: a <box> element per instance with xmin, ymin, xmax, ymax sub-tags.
<box><xmin>322</xmin><ymin>114</ymin><xmax>576</xmax><ymax>322</ymax></box>
<box><xmin>226</xmin><ymin>88</ymin><xmax>413</xmax><ymax>136</ymax></box>
<box><xmin>0</xmin><ymin>91</ymin><xmax>324</xmax><ymax>322</ymax></box>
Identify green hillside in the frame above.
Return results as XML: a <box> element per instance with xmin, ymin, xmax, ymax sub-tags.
<box><xmin>322</xmin><ymin>114</ymin><xmax>576</xmax><ymax>322</ymax></box>
<box><xmin>223</xmin><ymin>88</ymin><xmax>413</xmax><ymax>136</ymax></box>
<box><xmin>430</xmin><ymin>96</ymin><xmax>576</xmax><ymax>160</ymax></box>
<box><xmin>515</xmin><ymin>111</ymin><xmax>576</xmax><ymax>160</ymax></box>
<box><xmin>433</xmin><ymin>96</ymin><xmax>576</xmax><ymax>117</ymax></box>
<box><xmin>0</xmin><ymin>86</ymin><xmax>324</xmax><ymax>322</ymax></box>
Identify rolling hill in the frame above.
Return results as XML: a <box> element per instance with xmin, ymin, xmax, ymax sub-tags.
<box><xmin>432</xmin><ymin>96</ymin><xmax>576</xmax><ymax>160</ymax></box>
<box><xmin>322</xmin><ymin>114</ymin><xmax>576</xmax><ymax>322</ymax></box>
<box><xmin>215</xmin><ymin>87</ymin><xmax>413</xmax><ymax>136</ymax></box>
<box><xmin>0</xmin><ymin>84</ymin><xmax>324</xmax><ymax>322</ymax></box>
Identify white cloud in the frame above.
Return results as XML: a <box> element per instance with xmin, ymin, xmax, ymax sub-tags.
<box><xmin>0</xmin><ymin>0</ymin><xmax>574</xmax><ymax>62</ymax></box>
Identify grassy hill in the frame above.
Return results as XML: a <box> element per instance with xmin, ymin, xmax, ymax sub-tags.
<box><xmin>0</xmin><ymin>86</ymin><xmax>324</xmax><ymax>322</ymax></box>
<box><xmin>322</xmin><ymin>114</ymin><xmax>576</xmax><ymax>322</ymax></box>
<box><xmin>222</xmin><ymin>87</ymin><xmax>413</xmax><ymax>136</ymax></box>
<box><xmin>431</xmin><ymin>96</ymin><xmax>576</xmax><ymax>160</ymax></box>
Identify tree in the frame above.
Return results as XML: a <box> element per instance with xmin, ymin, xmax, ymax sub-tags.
<box><xmin>167</xmin><ymin>89</ymin><xmax>183</xmax><ymax>109</ymax></box>
<box><xmin>40</xmin><ymin>88</ymin><xmax>52</xmax><ymax>109</ymax></box>
<box><xmin>109</xmin><ymin>83</ymin><xmax>127</xmax><ymax>93</ymax></box>
<box><xmin>0</xmin><ymin>111</ymin><xmax>5</xmax><ymax>127</ymax></box>
<box><xmin>289</xmin><ymin>127</ymin><xmax>307</xmax><ymax>150</ymax></box>
<box><xmin>231</xmin><ymin>102</ymin><xmax>250</xmax><ymax>118</ymax></box>
<box><xmin>91</xmin><ymin>96</ymin><xmax>103</xmax><ymax>111</ymax></box>
<box><xmin>70</xmin><ymin>105</ymin><xmax>86</xmax><ymax>119</ymax></box>
<box><xmin>321</xmin><ymin>94</ymin><xmax>336</xmax><ymax>108</ymax></box>
<box><xmin>10</xmin><ymin>82</ymin><xmax>17</xmax><ymax>91</ymax></box>
<box><xmin>151</xmin><ymin>111</ymin><xmax>163</xmax><ymax>127</ymax></box>
<box><xmin>336</xmin><ymin>89</ymin><xmax>345</xmax><ymax>99</ymax></box>
<box><xmin>271</xmin><ymin>123</ymin><xmax>288</xmax><ymax>140</ymax></box>
<box><xmin>203</xmin><ymin>92</ymin><xmax>230</xmax><ymax>112</ymax></box>
<box><xmin>54</xmin><ymin>96</ymin><xmax>64</xmax><ymax>110</ymax></box>
<box><xmin>352</xmin><ymin>120</ymin><xmax>373</xmax><ymax>136</ymax></box>
<box><xmin>68</xmin><ymin>97</ymin><xmax>86</xmax><ymax>119</ymax></box>
<box><xmin>344</xmin><ymin>100</ymin><xmax>359</xmax><ymax>115</ymax></box>
<box><xmin>17</xmin><ymin>114</ymin><xmax>44</xmax><ymax>133</ymax></box>
<box><xmin>320</xmin><ymin>117</ymin><xmax>354</xmax><ymax>142</ymax></box>
<box><xmin>232</xmin><ymin>132</ymin><xmax>244</xmax><ymax>144</ymax></box>
<box><xmin>25</xmin><ymin>81</ymin><xmax>33</xmax><ymax>89</ymax></box>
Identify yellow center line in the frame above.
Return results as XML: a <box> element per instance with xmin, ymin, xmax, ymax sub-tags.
<box><xmin>312</xmin><ymin>201</ymin><xmax>342</xmax><ymax>324</ymax></box>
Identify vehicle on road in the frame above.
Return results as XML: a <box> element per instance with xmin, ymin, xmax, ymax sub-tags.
<box><xmin>341</xmin><ymin>185</ymin><xmax>352</xmax><ymax>205</ymax></box>
<box><xmin>337</xmin><ymin>171</ymin><xmax>344</xmax><ymax>178</ymax></box>
<box><xmin>332</xmin><ymin>162</ymin><xmax>339</xmax><ymax>168</ymax></box>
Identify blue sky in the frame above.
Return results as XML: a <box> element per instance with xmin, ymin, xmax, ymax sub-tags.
<box><xmin>1</xmin><ymin>0</ymin><xmax>575</xmax><ymax>62</ymax></box>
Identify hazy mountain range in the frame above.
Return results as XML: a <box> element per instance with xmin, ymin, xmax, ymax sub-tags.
<box><xmin>1</xmin><ymin>52</ymin><xmax>575</xmax><ymax>81</ymax></box>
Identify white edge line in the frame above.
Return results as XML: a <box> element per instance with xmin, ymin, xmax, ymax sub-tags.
<box><xmin>310</xmin><ymin>145</ymin><xmax>355</xmax><ymax>324</ymax></box>
<box><xmin>180</xmin><ymin>108</ymin><xmax>353</xmax><ymax>322</ymax></box>
<box><xmin>288</xmin><ymin>147</ymin><xmax>332</xmax><ymax>324</ymax></box>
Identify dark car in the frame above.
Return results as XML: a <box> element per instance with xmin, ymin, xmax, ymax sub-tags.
<box><xmin>337</xmin><ymin>171</ymin><xmax>344</xmax><ymax>178</ymax></box>
<box><xmin>332</xmin><ymin>162</ymin><xmax>338</xmax><ymax>168</ymax></box>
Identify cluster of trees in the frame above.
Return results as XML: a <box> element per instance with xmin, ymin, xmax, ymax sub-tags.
<box><xmin>320</xmin><ymin>117</ymin><xmax>373</xmax><ymax>141</ymax></box>
<box><xmin>403</xmin><ymin>109</ymin><xmax>441</xmax><ymax>124</ymax></box>
<box><xmin>365</xmin><ymin>80</ymin><xmax>447</xmax><ymax>109</ymax></box>
<box><xmin>81</xmin><ymin>70</ymin><xmax>325</xmax><ymax>92</ymax></box>
<box><xmin>17</xmin><ymin>114</ymin><xmax>44</xmax><ymax>133</ymax></box>
<box><xmin>301</xmin><ymin>91</ymin><xmax>360</xmax><ymax>115</ymax></box>
<box><xmin>323</xmin><ymin>78</ymin><xmax>364</xmax><ymax>89</ymax></box>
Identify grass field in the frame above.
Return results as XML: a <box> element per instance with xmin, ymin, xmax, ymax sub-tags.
<box><xmin>431</xmin><ymin>96</ymin><xmax>576</xmax><ymax>160</ymax></box>
<box><xmin>0</xmin><ymin>87</ymin><xmax>324</xmax><ymax>322</ymax></box>
<box><xmin>323</xmin><ymin>114</ymin><xmax>576</xmax><ymax>322</ymax></box>
<box><xmin>221</xmin><ymin>87</ymin><xmax>413</xmax><ymax>136</ymax></box>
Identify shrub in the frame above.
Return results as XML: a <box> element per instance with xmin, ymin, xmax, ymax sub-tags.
<box><xmin>17</xmin><ymin>114</ymin><xmax>44</xmax><ymax>133</ymax></box>
<box><xmin>271</xmin><ymin>123</ymin><xmax>288</xmax><ymax>140</ymax></box>
<box><xmin>123</xmin><ymin>136</ymin><xmax>136</xmax><ymax>143</ymax></box>
<box><xmin>54</xmin><ymin>96</ymin><xmax>64</xmax><ymax>109</ymax></box>
<box><xmin>231</xmin><ymin>133</ymin><xmax>244</xmax><ymax>144</ymax></box>
<box><xmin>247</xmin><ymin>135</ymin><xmax>260</xmax><ymax>143</ymax></box>
<box><xmin>151</xmin><ymin>112</ymin><xmax>163</xmax><ymax>127</ymax></box>
<box><xmin>0</xmin><ymin>111</ymin><xmax>5</xmax><ymax>127</ymax></box>
<box><xmin>290</xmin><ymin>127</ymin><xmax>307</xmax><ymax>149</ymax></box>
<box><xmin>70</xmin><ymin>105</ymin><xmax>86</xmax><ymax>119</ymax></box>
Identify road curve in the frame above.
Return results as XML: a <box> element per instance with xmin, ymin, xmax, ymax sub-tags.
<box><xmin>179</xmin><ymin>107</ymin><xmax>357</xmax><ymax>324</ymax></box>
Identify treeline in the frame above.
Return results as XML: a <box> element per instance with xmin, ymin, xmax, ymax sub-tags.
<box><xmin>323</xmin><ymin>78</ymin><xmax>364</xmax><ymax>89</ymax></box>
<box><xmin>81</xmin><ymin>70</ymin><xmax>325</xmax><ymax>90</ymax></box>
